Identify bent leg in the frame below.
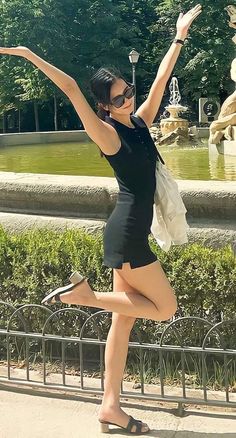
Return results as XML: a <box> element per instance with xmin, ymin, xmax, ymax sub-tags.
<box><xmin>58</xmin><ymin>260</ymin><xmax>177</xmax><ymax>321</ymax></box>
<box><xmin>117</xmin><ymin>261</ymin><xmax>178</xmax><ymax>321</ymax></box>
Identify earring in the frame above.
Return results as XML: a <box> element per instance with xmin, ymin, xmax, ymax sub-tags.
<box><xmin>98</xmin><ymin>103</ymin><xmax>108</xmax><ymax>112</ymax></box>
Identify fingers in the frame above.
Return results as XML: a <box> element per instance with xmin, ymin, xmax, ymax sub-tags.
<box><xmin>187</xmin><ymin>4</ymin><xmax>202</xmax><ymax>21</ymax></box>
<box><xmin>192</xmin><ymin>10</ymin><xmax>202</xmax><ymax>21</ymax></box>
<box><xmin>191</xmin><ymin>4</ymin><xmax>202</xmax><ymax>12</ymax></box>
<box><xmin>187</xmin><ymin>4</ymin><xmax>202</xmax><ymax>16</ymax></box>
<box><xmin>178</xmin><ymin>4</ymin><xmax>202</xmax><ymax>21</ymax></box>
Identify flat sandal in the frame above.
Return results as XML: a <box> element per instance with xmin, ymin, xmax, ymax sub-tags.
<box><xmin>99</xmin><ymin>415</ymin><xmax>150</xmax><ymax>434</ymax></box>
<box><xmin>41</xmin><ymin>271</ymin><xmax>86</xmax><ymax>305</ymax></box>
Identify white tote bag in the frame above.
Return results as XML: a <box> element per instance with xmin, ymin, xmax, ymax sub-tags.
<box><xmin>151</xmin><ymin>160</ymin><xmax>189</xmax><ymax>252</ymax></box>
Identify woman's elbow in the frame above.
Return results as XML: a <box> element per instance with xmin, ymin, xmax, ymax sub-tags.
<box><xmin>63</xmin><ymin>78</ymin><xmax>78</xmax><ymax>96</ymax></box>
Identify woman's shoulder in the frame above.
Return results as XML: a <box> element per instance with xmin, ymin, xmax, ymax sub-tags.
<box><xmin>130</xmin><ymin>114</ymin><xmax>147</xmax><ymax>129</ymax></box>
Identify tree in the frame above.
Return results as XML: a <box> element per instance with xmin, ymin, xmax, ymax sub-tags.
<box><xmin>152</xmin><ymin>0</ymin><xmax>235</xmax><ymax>106</ymax></box>
<box><xmin>0</xmin><ymin>0</ymin><xmax>234</xmax><ymax>131</ymax></box>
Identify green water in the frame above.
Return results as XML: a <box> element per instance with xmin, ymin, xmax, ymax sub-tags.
<box><xmin>0</xmin><ymin>141</ymin><xmax>235</xmax><ymax>180</ymax></box>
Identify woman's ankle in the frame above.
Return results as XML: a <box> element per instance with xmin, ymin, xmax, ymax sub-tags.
<box><xmin>100</xmin><ymin>398</ymin><xmax>120</xmax><ymax>411</ymax></box>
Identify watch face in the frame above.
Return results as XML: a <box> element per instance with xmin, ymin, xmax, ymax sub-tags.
<box><xmin>203</xmin><ymin>101</ymin><xmax>218</xmax><ymax>117</ymax></box>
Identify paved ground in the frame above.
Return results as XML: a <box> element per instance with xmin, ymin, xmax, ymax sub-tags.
<box><xmin>1</xmin><ymin>385</ymin><xmax>236</xmax><ymax>438</ymax></box>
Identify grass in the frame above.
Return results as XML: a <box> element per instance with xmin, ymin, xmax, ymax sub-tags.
<box><xmin>1</xmin><ymin>348</ymin><xmax>235</xmax><ymax>392</ymax></box>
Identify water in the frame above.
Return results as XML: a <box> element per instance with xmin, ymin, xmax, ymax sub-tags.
<box><xmin>0</xmin><ymin>141</ymin><xmax>235</xmax><ymax>180</ymax></box>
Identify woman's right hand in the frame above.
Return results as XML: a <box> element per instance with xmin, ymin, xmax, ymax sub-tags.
<box><xmin>0</xmin><ymin>46</ymin><xmax>30</xmax><ymax>58</ymax></box>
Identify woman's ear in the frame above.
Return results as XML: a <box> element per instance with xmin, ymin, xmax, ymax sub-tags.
<box><xmin>98</xmin><ymin>103</ymin><xmax>109</xmax><ymax>112</ymax></box>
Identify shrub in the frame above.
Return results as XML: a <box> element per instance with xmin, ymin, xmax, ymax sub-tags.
<box><xmin>0</xmin><ymin>225</ymin><xmax>235</xmax><ymax>323</ymax></box>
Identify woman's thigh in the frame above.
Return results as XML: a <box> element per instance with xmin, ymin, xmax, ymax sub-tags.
<box><xmin>112</xmin><ymin>269</ymin><xmax>137</xmax><ymax>325</ymax></box>
<box><xmin>115</xmin><ymin>260</ymin><xmax>177</xmax><ymax>318</ymax></box>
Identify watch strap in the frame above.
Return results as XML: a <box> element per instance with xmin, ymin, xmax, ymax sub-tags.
<box><xmin>173</xmin><ymin>38</ymin><xmax>185</xmax><ymax>45</ymax></box>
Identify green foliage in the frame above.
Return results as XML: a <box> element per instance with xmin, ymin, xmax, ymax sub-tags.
<box><xmin>153</xmin><ymin>0</ymin><xmax>235</xmax><ymax>104</ymax></box>
<box><xmin>150</xmin><ymin>238</ymin><xmax>236</xmax><ymax>320</ymax></box>
<box><xmin>0</xmin><ymin>226</ymin><xmax>113</xmax><ymax>306</ymax></box>
<box><xmin>0</xmin><ymin>0</ymin><xmax>234</xmax><ymax>125</ymax></box>
<box><xmin>126</xmin><ymin>349</ymin><xmax>236</xmax><ymax>391</ymax></box>
<box><xmin>0</xmin><ymin>226</ymin><xmax>235</xmax><ymax>322</ymax></box>
<box><xmin>0</xmin><ymin>226</ymin><xmax>235</xmax><ymax>390</ymax></box>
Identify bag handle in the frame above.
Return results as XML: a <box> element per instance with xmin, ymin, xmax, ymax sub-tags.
<box><xmin>156</xmin><ymin>148</ymin><xmax>165</xmax><ymax>165</ymax></box>
<box><xmin>131</xmin><ymin>114</ymin><xmax>165</xmax><ymax>165</ymax></box>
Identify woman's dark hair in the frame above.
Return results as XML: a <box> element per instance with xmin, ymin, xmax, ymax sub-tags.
<box><xmin>90</xmin><ymin>67</ymin><xmax>127</xmax><ymax>157</ymax></box>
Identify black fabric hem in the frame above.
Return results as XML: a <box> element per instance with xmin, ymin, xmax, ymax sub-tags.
<box><xmin>103</xmin><ymin>254</ymin><xmax>158</xmax><ymax>270</ymax></box>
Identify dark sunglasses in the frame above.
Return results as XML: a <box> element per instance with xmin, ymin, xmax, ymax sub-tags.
<box><xmin>110</xmin><ymin>83</ymin><xmax>135</xmax><ymax>108</ymax></box>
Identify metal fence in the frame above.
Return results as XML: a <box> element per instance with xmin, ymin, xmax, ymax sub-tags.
<box><xmin>0</xmin><ymin>300</ymin><xmax>235</xmax><ymax>415</ymax></box>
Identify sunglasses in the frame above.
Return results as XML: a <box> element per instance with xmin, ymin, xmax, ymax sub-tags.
<box><xmin>110</xmin><ymin>83</ymin><xmax>135</xmax><ymax>108</ymax></box>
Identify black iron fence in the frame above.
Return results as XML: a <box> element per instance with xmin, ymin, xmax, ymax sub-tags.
<box><xmin>0</xmin><ymin>301</ymin><xmax>235</xmax><ymax>415</ymax></box>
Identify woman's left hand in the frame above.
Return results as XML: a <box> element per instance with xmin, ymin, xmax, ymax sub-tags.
<box><xmin>0</xmin><ymin>46</ymin><xmax>30</xmax><ymax>58</ymax></box>
<box><xmin>176</xmin><ymin>4</ymin><xmax>202</xmax><ymax>39</ymax></box>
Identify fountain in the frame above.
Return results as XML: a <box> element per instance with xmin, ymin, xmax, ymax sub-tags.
<box><xmin>160</xmin><ymin>77</ymin><xmax>189</xmax><ymax>135</ymax></box>
<box><xmin>209</xmin><ymin>5</ymin><xmax>236</xmax><ymax>157</ymax></box>
<box><xmin>150</xmin><ymin>77</ymin><xmax>200</xmax><ymax>147</ymax></box>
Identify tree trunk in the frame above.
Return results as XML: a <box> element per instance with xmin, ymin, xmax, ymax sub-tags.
<box><xmin>18</xmin><ymin>108</ymin><xmax>21</xmax><ymax>132</ymax></box>
<box><xmin>2</xmin><ymin>112</ymin><xmax>6</xmax><ymax>133</ymax></box>
<box><xmin>54</xmin><ymin>94</ymin><xmax>58</xmax><ymax>131</ymax></box>
<box><xmin>34</xmin><ymin>101</ymin><xmax>40</xmax><ymax>131</ymax></box>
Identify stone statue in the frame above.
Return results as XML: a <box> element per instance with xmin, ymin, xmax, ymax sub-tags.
<box><xmin>209</xmin><ymin>7</ymin><xmax>236</xmax><ymax>144</ymax></box>
<box><xmin>225</xmin><ymin>5</ymin><xmax>236</xmax><ymax>28</ymax></box>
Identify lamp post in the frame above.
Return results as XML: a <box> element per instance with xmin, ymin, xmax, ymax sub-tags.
<box><xmin>128</xmin><ymin>48</ymin><xmax>140</xmax><ymax>112</ymax></box>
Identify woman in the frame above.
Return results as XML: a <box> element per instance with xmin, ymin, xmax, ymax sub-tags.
<box><xmin>0</xmin><ymin>4</ymin><xmax>202</xmax><ymax>434</ymax></box>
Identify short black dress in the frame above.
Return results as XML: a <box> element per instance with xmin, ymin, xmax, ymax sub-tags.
<box><xmin>102</xmin><ymin>113</ymin><xmax>163</xmax><ymax>269</ymax></box>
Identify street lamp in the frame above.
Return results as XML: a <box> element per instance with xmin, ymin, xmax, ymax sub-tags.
<box><xmin>128</xmin><ymin>48</ymin><xmax>140</xmax><ymax>112</ymax></box>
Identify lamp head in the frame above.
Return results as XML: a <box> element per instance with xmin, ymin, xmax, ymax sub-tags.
<box><xmin>128</xmin><ymin>49</ymin><xmax>140</xmax><ymax>64</ymax></box>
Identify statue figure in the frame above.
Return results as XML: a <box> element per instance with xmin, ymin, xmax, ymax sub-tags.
<box><xmin>209</xmin><ymin>6</ymin><xmax>236</xmax><ymax>144</ymax></box>
<box><xmin>225</xmin><ymin>5</ymin><xmax>236</xmax><ymax>28</ymax></box>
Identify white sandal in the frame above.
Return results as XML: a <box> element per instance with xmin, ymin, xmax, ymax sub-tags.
<box><xmin>41</xmin><ymin>271</ymin><xmax>86</xmax><ymax>305</ymax></box>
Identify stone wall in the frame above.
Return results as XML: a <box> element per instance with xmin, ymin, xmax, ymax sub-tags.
<box><xmin>0</xmin><ymin>172</ymin><xmax>235</xmax><ymax>248</ymax></box>
<box><xmin>0</xmin><ymin>130</ymin><xmax>90</xmax><ymax>147</ymax></box>
<box><xmin>0</xmin><ymin>127</ymin><xmax>210</xmax><ymax>148</ymax></box>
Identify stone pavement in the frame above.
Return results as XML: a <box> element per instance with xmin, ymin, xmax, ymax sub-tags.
<box><xmin>0</xmin><ymin>385</ymin><xmax>236</xmax><ymax>438</ymax></box>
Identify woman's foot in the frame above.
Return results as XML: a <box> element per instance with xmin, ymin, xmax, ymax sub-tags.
<box><xmin>98</xmin><ymin>405</ymin><xmax>149</xmax><ymax>433</ymax></box>
<box><xmin>50</xmin><ymin>279</ymin><xmax>94</xmax><ymax>305</ymax></box>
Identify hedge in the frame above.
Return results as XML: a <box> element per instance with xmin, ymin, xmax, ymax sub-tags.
<box><xmin>0</xmin><ymin>225</ymin><xmax>235</xmax><ymax>389</ymax></box>
<box><xmin>0</xmin><ymin>225</ymin><xmax>235</xmax><ymax>323</ymax></box>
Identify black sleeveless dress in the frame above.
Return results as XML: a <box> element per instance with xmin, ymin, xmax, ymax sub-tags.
<box><xmin>102</xmin><ymin>113</ymin><xmax>163</xmax><ymax>269</ymax></box>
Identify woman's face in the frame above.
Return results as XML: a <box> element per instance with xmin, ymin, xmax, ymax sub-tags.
<box><xmin>106</xmin><ymin>78</ymin><xmax>135</xmax><ymax>116</ymax></box>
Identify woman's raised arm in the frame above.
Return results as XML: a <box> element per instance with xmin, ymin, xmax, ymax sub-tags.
<box><xmin>0</xmin><ymin>46</ymin><xmax>119</xmax><ymax>154</ymax></box>
<box><xmin>136</xmin><ymin>4</ymin><xmax>202</xmax><ymax>127</ymax></box>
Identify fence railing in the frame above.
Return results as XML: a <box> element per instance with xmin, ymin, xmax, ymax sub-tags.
<box><xmin>0</xmin><ymin>301</ymin><xmax>235</xmax><ymax>415</ymax></box>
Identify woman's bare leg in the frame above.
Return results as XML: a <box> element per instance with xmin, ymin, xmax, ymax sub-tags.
<box><xmin>58</xmin><ymin>261</ymin><xmax>177</xmax><ymax>322</ymax></box>
<box><xmin>98</xmin><ymin>269</ymin><xmax>148</xmax><ymax>432</ymax></box>
<box><xmin>55</xmin><ymin>260</ymin><xmax>177</xmax><ymax>432</ymax></box>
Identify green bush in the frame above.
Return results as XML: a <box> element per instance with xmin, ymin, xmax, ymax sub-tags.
<box><xmin>0</xmin><ymin>225</ymin><xmax>235</xmax><ymax>321</ymax></box>
<box><xmin>149</xmin><ymin>239</ymin><xmax>236</xmax><ymax>321</ymax></box>
<box><xmin>0</xmin><ymin>225</ymin><xmax>235</xmax><ymax>390</ymax></box>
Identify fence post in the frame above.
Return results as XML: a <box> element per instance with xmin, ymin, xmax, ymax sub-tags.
<box><xmin>177</xmin><ymin>402</ymin><xmax>185</xmax><ymax>417</ymax></box>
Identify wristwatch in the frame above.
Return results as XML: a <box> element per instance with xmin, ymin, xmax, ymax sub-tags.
<box><xmin>173</xmin><ymin>38</ymin><xmax>185</xmax><ymax>45</ymax></box>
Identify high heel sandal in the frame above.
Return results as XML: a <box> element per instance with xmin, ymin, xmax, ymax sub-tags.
<box><xmin>99</xmin><ymin>415</ymin><xmax>150</xmax><ymax>434</ymax></box>
<box><xmin>41</xmin><ymin>271</ymin><xmax>86</xmax><ymax>305</ymax></box>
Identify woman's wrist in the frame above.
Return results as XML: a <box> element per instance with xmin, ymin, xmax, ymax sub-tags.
<box><xmin>173</xmin><ymin>38</ymin><xmax>185</xmax><ymax>47</ymax></box>
<box><xmin>175</xmin><ymin>31</ymin><xmax>187</xmax><ymax>41</ymax></box>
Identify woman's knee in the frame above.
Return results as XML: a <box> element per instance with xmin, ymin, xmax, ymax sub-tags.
<box><xmin>156</xmin><ymin>293</ymin><xmax>178</xmax><ymax>321</ymax></box>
